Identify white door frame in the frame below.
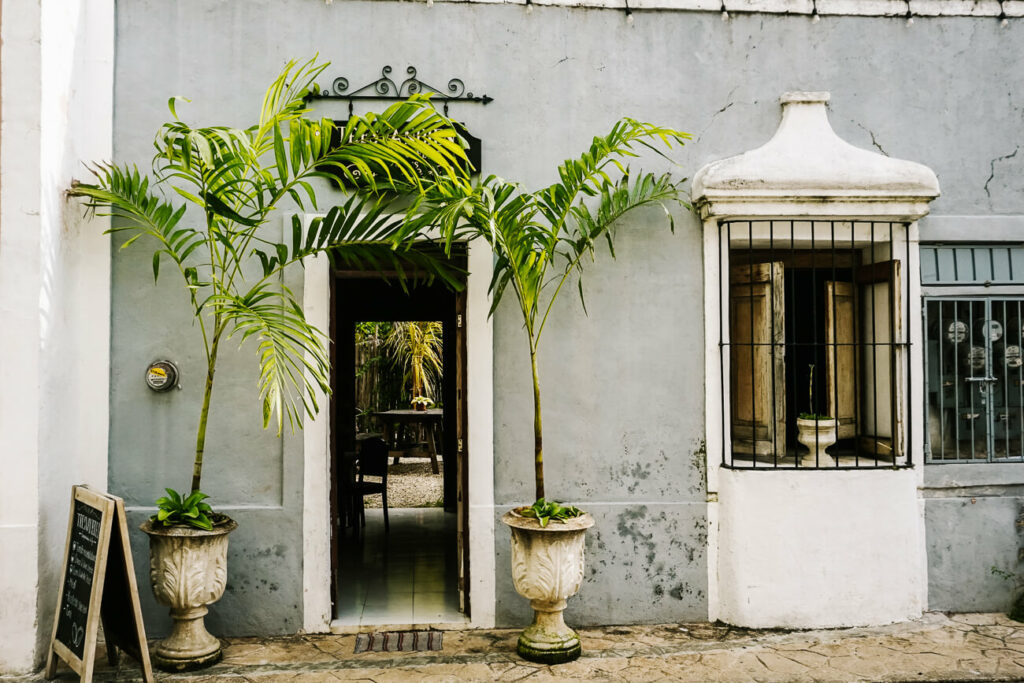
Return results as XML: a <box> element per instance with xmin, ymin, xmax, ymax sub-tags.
<box><xmin>301</xmin><ymin>233</ymin><xmax>496</xmax><ymax>631</ymax></box>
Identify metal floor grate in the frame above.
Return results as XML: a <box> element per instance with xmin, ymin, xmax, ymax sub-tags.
<box><xmin>354</xmin><ymin>630</ymin><xmax>443</xmax><ymax>653</ymax></box>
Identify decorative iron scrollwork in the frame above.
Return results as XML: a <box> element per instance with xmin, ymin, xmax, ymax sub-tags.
<box><xmin>309</xmin><ymin>65</ymin><xmax>492</xmax><ymax>108</ymax></box>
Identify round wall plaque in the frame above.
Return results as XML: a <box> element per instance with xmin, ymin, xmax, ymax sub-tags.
<box><xmin>983</xmin><ymin>320</ymin><xmax>1003</xmax><ymax>342</ymax></box>
<box><xmin>947</xmin><ymin>321</ymin><xmax>967</xmax><ymax>344</ymax></box>
<box><xmin>145</xmin><ymin>360</ymin><xmax>179</xmax><ymax>392</ymax></box>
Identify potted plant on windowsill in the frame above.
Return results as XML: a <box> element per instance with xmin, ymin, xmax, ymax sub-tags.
<box><xmin>69</xmin><ymin>58</ymin><xmax>468</xmax><ymax>670</ymax></box>
<box><xmin>428</xmin><ymin>120</ymin><xmax>690</xmax><ymax>663</ymax></box>
<box><xmin>796</xmin><ymin>364</ymin><xmax>837</xmax><ymax>466</ymax></box>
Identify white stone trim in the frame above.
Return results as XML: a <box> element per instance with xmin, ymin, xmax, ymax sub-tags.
<box><xmin>301</xmin><ymin>225</ymin><xmax>496</xmax><ymax>632</ymax></box>
<box><xmin>394</xmin><ymin>0</ymin><xmax>1024</xmax><ymax>17</ymax></box>
<box><xmin>693</xmin><ymin>92</ymin><xmax>940</xmax><ymax>222</ymax></box>
<box><xmin>302</xmin><ymin>253</ymin><xmax>333</xmax><ymax>632</ymax></box>
<box><xmin>702</xmin><ymin>217</ymin><xmax>723</xmax><ymax>623</ymax></box>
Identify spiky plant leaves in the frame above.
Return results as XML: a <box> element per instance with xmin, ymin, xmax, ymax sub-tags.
<box><xmin>68</xmin><ymin>56</ymin><xmax>470</xmax><ymax>495</ymax></box>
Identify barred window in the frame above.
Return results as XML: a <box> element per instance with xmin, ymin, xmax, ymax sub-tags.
<box><xmin>922</xmin><ymin>245</ymin><xmax>1024</xmax><ymax>463</ymax></box>
<box><xmin>720</xmin><ymin>220</ymin><xmax>913</xmax><ymax>469</ymax></box>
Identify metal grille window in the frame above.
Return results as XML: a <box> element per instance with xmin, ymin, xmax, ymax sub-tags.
<box><xmin>719</xmin><ymin>220</ymin><xmax>913</xmax><ymax>469</ymax></box>
<box><xmin>922</xmin><ymin>245</ymin><xmax>1024</xmax><ymax>463</ymax></box>
<box><xmin>924</xmin><ymin>299</ymin><xmax>1024</xmax><ymax>463</ymax></box>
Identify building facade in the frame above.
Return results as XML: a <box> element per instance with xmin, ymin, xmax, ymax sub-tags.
<box><xmin>2</xmin><ymin>0</ymin><xmax>1022</xmax><ymax>673</ymax></box>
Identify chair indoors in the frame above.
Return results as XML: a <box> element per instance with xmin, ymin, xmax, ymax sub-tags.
<box><xmin>354</xmin><ymin>436</ymin><xmax>390</xmax><ymax>532</ymax></box>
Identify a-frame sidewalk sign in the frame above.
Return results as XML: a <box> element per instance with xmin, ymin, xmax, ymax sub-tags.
<box><xmin>45</xmin><ymin>485</ymin><xmax>154</xmax><ymax>682</ymax></box>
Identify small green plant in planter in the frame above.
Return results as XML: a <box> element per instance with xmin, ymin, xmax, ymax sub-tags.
<box><xmin>153</xmin><ymin>488</ymin><xmax>216</xmax><ymax>530</ymax></box>
<box><xmin>410</xmin><ymin>396</ymin><xmax>435</xmax><ymax>411</ymax></box>
<box><xmin>69</xmin><ymin>57</ymin><xmax>468</xmax><ymax>670</ymax></box>
<box><xmin>516</xmin><ymin>499</ymin><xmax>584</xmax><ymax>528</ymax></box>
<box><xmin>796</xmin><ymin>364</ymin><xmax>838</xmax><ymax>465</ymax></box>
<box><xmin>427</xmin><ymin>119</ymin><xmax>690</xmax><ymax>663</ymax></box>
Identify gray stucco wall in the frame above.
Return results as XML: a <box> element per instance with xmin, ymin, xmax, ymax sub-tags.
<box><xmin>112</xmin><ymin>0</ymin><xmax>1023</xmax><ymax>633</ymax></box>
<box><xmin>923</xmin><ymin>466</ymin><xmax>1024</xmax><ymax>612</ymax></box>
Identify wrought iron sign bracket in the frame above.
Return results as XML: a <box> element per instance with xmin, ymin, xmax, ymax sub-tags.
<box><xmin>305</xmin><ymin>65</ymin><xmax>493</xmax><ymax>116</ymax></box>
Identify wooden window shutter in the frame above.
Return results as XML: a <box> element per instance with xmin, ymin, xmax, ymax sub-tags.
<box><xmin>825</xmin><ymin>280</ymin><xmax>858</xmax><ymax>439</ymax></box>
<box><xmin>730</xmin><ymin>263</ymin><xmax>787</xmax><ymax>457</ymax></box>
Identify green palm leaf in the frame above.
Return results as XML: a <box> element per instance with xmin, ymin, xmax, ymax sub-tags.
<box><xmin>210</xmin><ymin>284</ymin><xmax>330</xmax><ymax>433</ymax></box>
<box><xmin>423</xmin><ymin>118</ymin><xmax>691</xmax><ymax>501</ymax></box>
<box><xmin>69</xmin><ymin>57</ymin><xmax>472</xmax><ymax>495</ymax></box>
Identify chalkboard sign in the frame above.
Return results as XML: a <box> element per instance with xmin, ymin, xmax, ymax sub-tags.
<box><xmin>45</xmin><ymin>486</ymin><xmax>153</xmax><ymax>683</ymax></box>
<box><xmin>55</xmin><ymin>498</ymin><xmax>105</xmax><ymax>658</ymax></box>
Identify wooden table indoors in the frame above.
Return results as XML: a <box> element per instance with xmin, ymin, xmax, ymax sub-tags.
<box><xmin>372</xmin><ymin>409</ymin><xmax>443</xmax><ymax>474</ymax></box>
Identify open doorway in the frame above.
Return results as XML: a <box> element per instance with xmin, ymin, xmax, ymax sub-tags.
<box><xmin>330</xmin><ymin>248</ymin><xmax>468</xmax><ymax>626</ymax></box>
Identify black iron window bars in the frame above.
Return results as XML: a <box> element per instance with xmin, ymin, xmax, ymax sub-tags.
<box><xmin>925</xmin><ymin>298</ymin><xmax>1024</xmax><ymax>463</ymax></box>
<box><xmin>719</xmin><ymin>220</ymin><xmax>913</xmax><ymax>469</ymax></box>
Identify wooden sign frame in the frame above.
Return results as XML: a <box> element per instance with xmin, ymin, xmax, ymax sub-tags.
<box><xmin>45</xmin><ymin>485</ymin><xmax>153</xmax><ymax>683</ymax></box>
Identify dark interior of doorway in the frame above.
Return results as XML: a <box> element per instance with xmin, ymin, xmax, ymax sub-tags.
<box><xmin>330</xmin><ymin>250</ymin><xmax>467</xmax><ymax>625</ymax></box>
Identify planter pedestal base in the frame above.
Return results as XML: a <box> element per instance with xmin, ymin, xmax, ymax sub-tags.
<box><xmin>151</xmin><ymin>606</ymin><xmax>223</xmax><ymax>672</ymax></box>
<box><xmin>141</xmin><ymin>518</ymin><xmax>237</xmax><ymax>672</ymax></box>
<box><xmin>502</xmin><ymin>511</ymin><xmax>594</xmax><ymax>665</ymax></box>
<box><xmin>517</xmin><ymin>598</ymin><xmax>582</xmax><ymax>664</ymax></box>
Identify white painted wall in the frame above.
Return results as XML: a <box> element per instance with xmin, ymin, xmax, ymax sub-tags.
<box><xmin>0</xmin><ymin>0</ymin><xmax>113</xmax><ymax>673</ymax></box>
<box><xmin>716</xmin><ymin>467</ymin><xmax>925</xmax><ymax>628</ymax></box>
<box><xmin>0</xmin><ymin>0</ymin><xmax>45</xmax><ymax>671</ymax></box>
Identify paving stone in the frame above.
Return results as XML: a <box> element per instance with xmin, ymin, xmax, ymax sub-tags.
<box><xmin>33</xmin><ymin>611</ymin><xmax>1024</xmax><ymax>683</ymax></box>
<box><xmin>492</xmin><ymin>663</ymin><xmax>544</xmax><ymax>681</ymax></box>
<box><xmin>951</xmin><ymin>613</ymin><xmax>1000</xmax><ymax>626</ymax></box>
<box><xmin>975</xmin><ymin>624</ymin><xmax>1018</xmax><ymax>639</ymax></box>
<box><xmin>995</xmin><ymin>657</ymin><xmax>1024</xmax><ymax>675</ymax></box>
<box><xmin>611</xmin><ymin>660</ymin><xmax>678</xmax><ymax>682</ymax></box>
<box><xmin>753</xmin><ymin>650</ymin><xmax>812</xmax><ymax>675</ymax></box>
<box><xmin>957</xmin><ymin>657</ymin><xmax>1001</xmax><ymax>675</ymax></box>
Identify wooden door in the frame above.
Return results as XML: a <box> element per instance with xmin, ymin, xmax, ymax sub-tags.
<box><xmin>454</xmin><ymin>289</ymin><xmax>469</xmax><ymax>616</ymax></box>
<box><xmin>825</xmin><ymin>280</ymin><xmax>858</xmax><ymax>439</ymax></box>
<box><xmin>730</xmin><ymin>263</ymin><xmax>787</xmax><ymax>456</ymax></box>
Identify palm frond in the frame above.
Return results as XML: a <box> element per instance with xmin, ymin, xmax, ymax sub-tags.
<box><xmin>385</xmin><ymin>322</ymin><xmax>444</xmax><ymax>399</ymax></box>
<box><xmin>253</xmin><ymin>201</ymin><xmax>466</xmax><ymax>291</ymax></box>
<box><xmin>69</xmin><ymin>163</ymin><xmax>206</xmax><ymax>284</ymax></box>
<box><xmin>210</xmin><ymin>284</ymin><xmax>330</xmax><ymax>433</ymax></box>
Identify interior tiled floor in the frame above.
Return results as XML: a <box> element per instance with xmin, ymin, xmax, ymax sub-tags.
<box><xmin>335</xmin><ymin>507</ymin><xmax>462</xmax><ymax>626</ymax></box>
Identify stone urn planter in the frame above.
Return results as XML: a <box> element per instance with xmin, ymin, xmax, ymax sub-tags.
<box><xmin>796</xmin><ymin>417</ymin><xmax>837</xmax><ymax>466</ymax></box>
<box><xmin>140</xmin><ymin>518</ymin><xmax>238</xmax><ymax>671</ymax></box>
<box><xmin>502</xmin><ymin>510</ymin><xmax>595</xmax><ymax>664</ymax></box>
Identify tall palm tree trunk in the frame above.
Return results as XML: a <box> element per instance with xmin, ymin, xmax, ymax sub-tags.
<box><xmin>191</xmin><ymin>329</ymin><xmax>222</xmax><ymax>493</ymax></box>
<box><xmin>531</xmin><ymin>349</ymin><xmax>544</xmax><ymax>501</ymax></box>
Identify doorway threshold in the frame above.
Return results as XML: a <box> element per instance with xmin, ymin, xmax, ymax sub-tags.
<box><xmin>329</xmin><ymin>616</ymin><xmax>471</xmax><ymax>634</ymax></box>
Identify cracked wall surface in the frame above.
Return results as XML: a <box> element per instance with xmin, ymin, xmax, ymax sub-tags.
<box><xmin>110</xmin><ymin>0</ymin><xmax>1023</xmax><ymax>632</ymax></box>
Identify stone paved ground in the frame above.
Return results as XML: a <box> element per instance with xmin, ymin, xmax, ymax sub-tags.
<box><xmin>23</xmin><ymin>612</ymin><xmax>1024</xmax><ymax>682</ymax></box>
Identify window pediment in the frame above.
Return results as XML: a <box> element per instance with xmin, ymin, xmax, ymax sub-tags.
<box><xmin>692</xmin><ymin>92</ymin><xmax>940</xmax><ymax>221</ymax></box>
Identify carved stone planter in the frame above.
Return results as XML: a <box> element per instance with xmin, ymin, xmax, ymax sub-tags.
<box><xmin>140</xmin><ymin>518</ymin><xmax>237</xmax><ymax>671</ymax></box>
<box><xmin>501</xmin><ymin>510</ymin><xmax>594</xmax><ymax>664</ymax></box>
<box><xmin>796</xmin><ymin>417</ymin><xmax>837</xmax><ymax>466</ymax></box>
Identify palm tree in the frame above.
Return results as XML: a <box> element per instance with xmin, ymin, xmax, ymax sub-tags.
<box><xmin>69</xmin><ymin>57</ymin><xmax>468</xmax><ymax>510</ymax></box>
<box><xmin>385</xmin><ymin>321</ymin><xmax>444</xmax><ymax>403</ymax></box>
<box><xmin>430</xmin><ymin>119</ymin><xmax>690</xmax><ymax>501</ymax></box>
